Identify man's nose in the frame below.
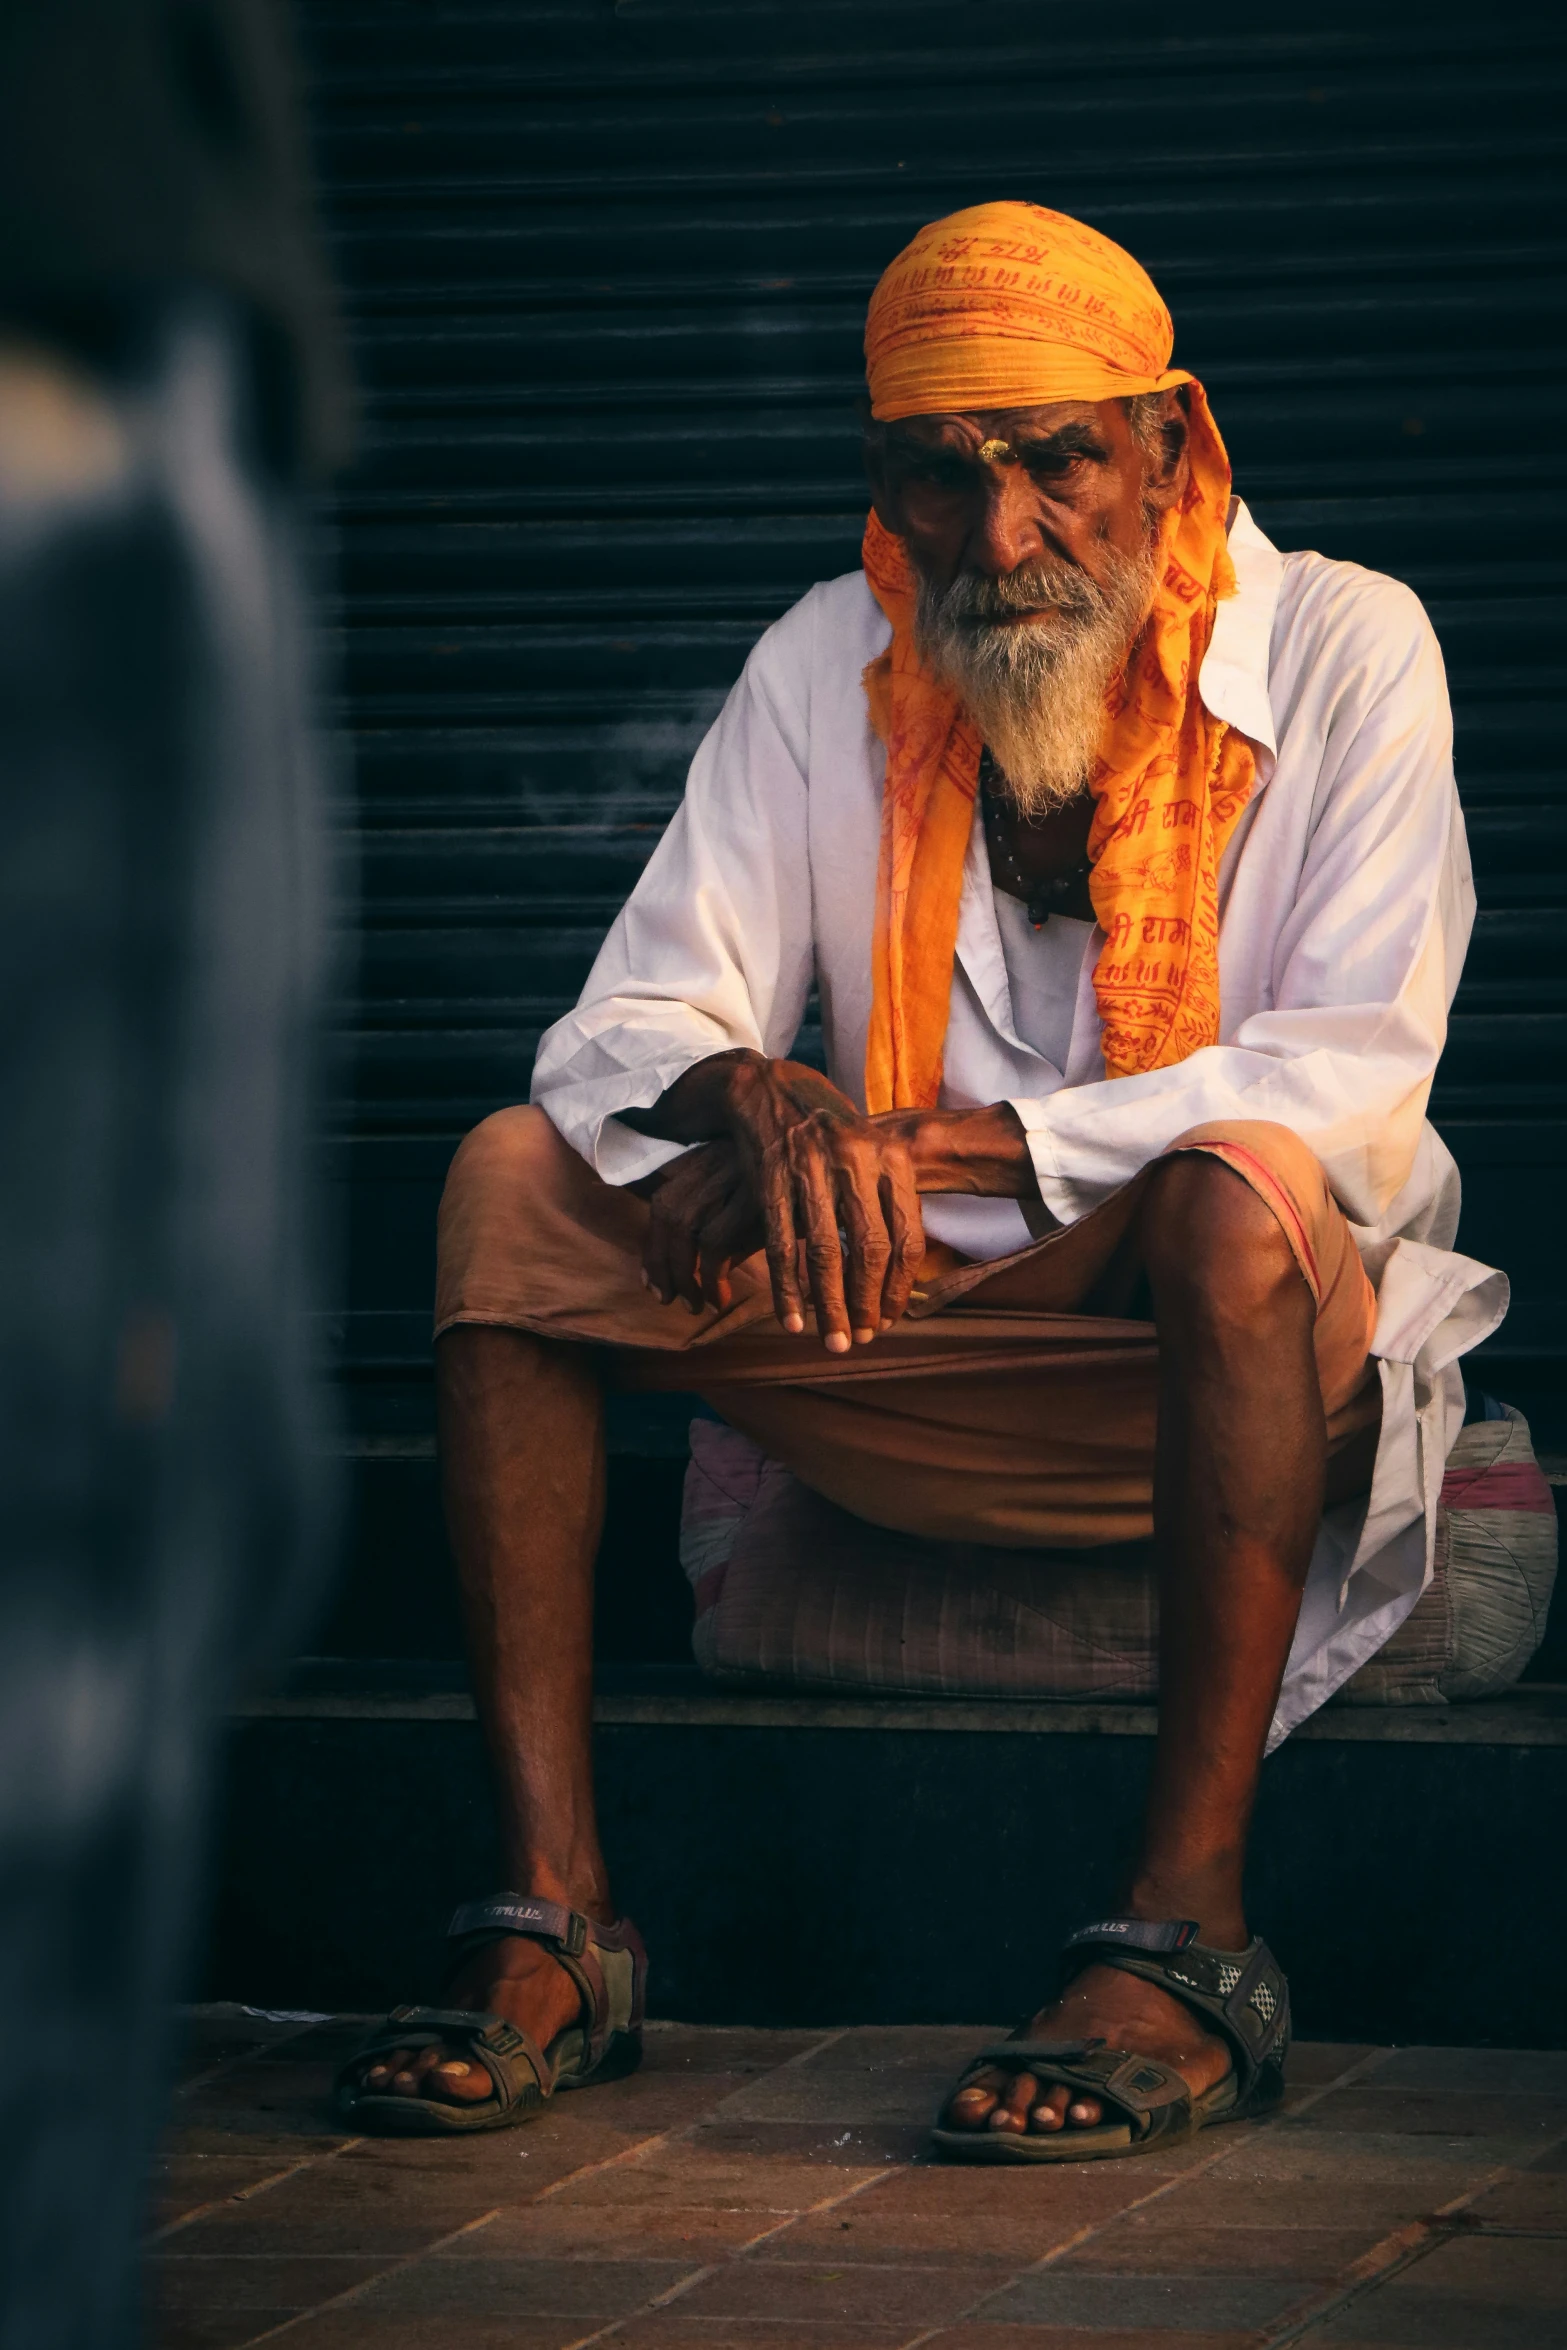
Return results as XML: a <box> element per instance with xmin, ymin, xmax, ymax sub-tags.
<box><xmin>967</xmin><ymin>464</ymin><xmax>1047</xmax><ymax>576</ymax></box>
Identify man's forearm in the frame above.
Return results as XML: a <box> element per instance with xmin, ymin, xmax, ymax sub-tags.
<box><xmin>877</xmin><ymin>1102</ymin><xmax>1042</xmax><ymax>1200</ymax></box>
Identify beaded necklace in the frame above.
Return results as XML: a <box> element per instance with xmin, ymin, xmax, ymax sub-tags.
<box><xmin>978</xmin><ymin>749</ymin><xmax>1093</xmax><ymax>931</ymax></box>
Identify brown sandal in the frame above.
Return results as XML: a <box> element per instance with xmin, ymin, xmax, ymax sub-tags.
<box><xmin>334</xmin><ymin>1893</ymin><xmax>647</xmax><ymax>2135</ymax></box>
<box><xmin>931</xmin><ymin>1916</ymin><xmax>1289</xmax><ymax>2163</ymax></box>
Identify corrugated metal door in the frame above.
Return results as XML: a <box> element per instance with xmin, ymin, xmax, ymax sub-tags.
<box><xmin>300</xmin><ymin>0</ymin><xmax>1567</xmax><ymax>1649</ymax></box>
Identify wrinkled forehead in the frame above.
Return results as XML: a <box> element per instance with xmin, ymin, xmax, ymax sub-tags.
<box><xmin>879</xmin><ymin>400</ymin><xmax>1122</xmax><ymax>447</ymax></box>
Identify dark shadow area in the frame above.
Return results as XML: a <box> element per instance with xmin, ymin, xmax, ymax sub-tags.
<box><xmin>205</xmin><ymin>1694</ymin><xmax>1567</xmax><ymax>2044</ymax></box>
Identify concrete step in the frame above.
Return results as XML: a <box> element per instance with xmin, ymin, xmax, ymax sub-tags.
<box><xmin>210</xmin><ymin>1662</ymin><xmax>1567</xmax><ymax>2047</ymax></box>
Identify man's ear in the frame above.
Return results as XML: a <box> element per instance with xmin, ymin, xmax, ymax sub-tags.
<box><xmin>860</xmin><ymin>406</ymin><xmax>903</xmax><ymax>534</ymax></box>
<box><xmin>1140</xmin><ymin>389</ymin><xmax>1191</xmax><ymax>515</ymax></box>
<box><xmin>867</xmin><ymin>476</ymin><xmax>903</xmax><ymax>535</ymax></box>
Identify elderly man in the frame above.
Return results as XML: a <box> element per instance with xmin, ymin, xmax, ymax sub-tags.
<box><xmin>338</xmin><ymin>204</ymin><xmax>1503</xmax><ymax>2158</ymax></box>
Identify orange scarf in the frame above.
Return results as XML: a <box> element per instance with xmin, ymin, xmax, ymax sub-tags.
<box><xmin>860</xmin><ymin>203</ymin><xmax>1258</xmax><ymax>1113</ymax></box>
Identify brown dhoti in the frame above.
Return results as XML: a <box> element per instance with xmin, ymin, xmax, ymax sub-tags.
<box><xmin>435</xmin><ymin>1107</ymin><xmax>1381</xmax><ymax>1549</ymax></box>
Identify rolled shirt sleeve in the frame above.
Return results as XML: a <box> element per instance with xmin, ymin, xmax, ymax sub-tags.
<box><xmin>1012</xmin><ymin>578</ymin><xmax>1474</xmax><ymax>1232</ymax></box>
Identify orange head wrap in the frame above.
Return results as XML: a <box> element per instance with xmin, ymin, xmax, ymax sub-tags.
<box><xmin>859</xmin><ymin>202</ymin><xmax>1256</xmax><ymax>1113</ymax></box>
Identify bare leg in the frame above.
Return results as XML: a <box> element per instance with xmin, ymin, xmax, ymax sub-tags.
<box><xmin>359</xmin><ymin>1324</ymin><xmax>613</xmax><ymax>2106</ymax></box>
<box><xmin>948</xmin><ymin>1153</ymin><xmax>1339</xmax><ymax>2134</ymax></box>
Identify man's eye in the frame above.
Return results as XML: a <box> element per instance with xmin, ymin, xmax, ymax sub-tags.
<box><xmin>1022</xmin><ymin>450</ymin><xmax>1081</xmax><ymax>482</ymax></box>
<box><xmin>904</xmin><ymin>457</ymin><xmax>970</xmax><ymax>492</ymax></box>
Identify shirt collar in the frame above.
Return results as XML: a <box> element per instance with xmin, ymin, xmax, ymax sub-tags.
<box><xmin>1199</xmin><ymin>498</ymin><xmax>1282</xmax><ymax>758</ymax></box>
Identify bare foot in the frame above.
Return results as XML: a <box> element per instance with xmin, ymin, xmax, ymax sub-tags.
<box><xmin>357</xmin><ymin>1932</ymin><xmax>586</xmax><ymax>2109</ymax></box>
<box><xmin>943</xmin><ymin>1960</ymin><xmax>1232</xmax><ymax>2137</ymax></box>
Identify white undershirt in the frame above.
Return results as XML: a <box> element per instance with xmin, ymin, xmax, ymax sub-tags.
<box><xmin>918</xmin><ymin>816</ymin><xmax>1098</xmax><ymax>1261</ymax></box>
<box><xmin>991</xmin><ymin>891</ymin><xmax>1095</xmax><ymax>1080</ymax></box>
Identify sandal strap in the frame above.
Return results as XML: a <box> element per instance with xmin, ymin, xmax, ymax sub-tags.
<box><xmin>351</xmin><ymin>2004</ymin><xmax>552</xmax><ymax>2115</ymax></box>
<box><xmin>958</xmin><ymin>2039</ymin><xmax>1193</xmax><ymax>2134</ymax></box>
<box><xmin>1065</xmin><ymin>1917</ymin><xmax>1202</xmax><ymax>1956</ymax></box>
<box><xmin>445</xmin><ymin>1892</ymin><xmax>648</xmax><ymax>2078</ymax></box>
<box><xmin>1062</xmin><ymin>1916</ymin><xmax>1290</xmax><ymax>2098</ymax></box>
<box><xmin>449</xmin><ymin>1894</ymin><xmax>589</xmax><ymax>1955</ymax></box>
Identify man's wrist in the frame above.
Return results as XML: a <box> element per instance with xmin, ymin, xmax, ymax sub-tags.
<box><xmin>705</xmin><ymin>1047</ymin><xmax>767</xmax><ymax>1119</ymax></box>
<box><xmin>876</xmin><ymin>1103</ymin><xmax>1040</xmax><ymax>1199</ymax></box>
<box><xmin>621</xmin><ymin>1049</ymin><xmax>766</xmax><ymax>1144</ymax></box>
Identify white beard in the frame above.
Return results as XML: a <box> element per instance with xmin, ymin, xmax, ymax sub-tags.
<box><xmin>912</xmin><ymin>541</ymin><xmax>1159</xmax><ymax>817</ymax></box>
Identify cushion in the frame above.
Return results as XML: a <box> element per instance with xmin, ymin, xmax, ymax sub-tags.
<box><xmin>679</xmin><ymin>1404</ymin><xmax>1557</xmax><ymax>1706</ymax></box>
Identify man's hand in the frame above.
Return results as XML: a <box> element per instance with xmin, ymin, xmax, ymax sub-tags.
<box><xmin>640</xmin><ymin>1137</ymin><xmax>763</xmax><ymax>1318</ymax></box>
<box><xmin>628</xmin><ymin>1052</ymin><xmax>923</xmax><ymax>1352</ymax></box>
<box><xmin>625</xmin><ymin>1050</ymin><xmax>1045</xmax><ymax>1353</ymax></box>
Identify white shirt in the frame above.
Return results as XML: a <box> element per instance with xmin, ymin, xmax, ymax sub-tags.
<box><xmin>533</xmin><ymin>505</ymin><xmax>1509</xmax><ymax>1741</ymax></box>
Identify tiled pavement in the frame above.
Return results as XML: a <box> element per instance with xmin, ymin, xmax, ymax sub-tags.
<box><xmin>151</xmin><ymin>2011</ymin><xmax>1567</xmax><ymax>2350</ymax></box>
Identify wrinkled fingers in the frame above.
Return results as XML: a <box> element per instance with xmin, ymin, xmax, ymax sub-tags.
<box><xmin>757</xmin><ymin>1137</ymin><xmax>806</xmax><ymax>1333</ymax></box>
<box><xmin>644</xmin><ymin>1197</ymin><xmax>703</xmax><ymax>1311</ymax></box>
<box><xmin>695</xmin><ymin>1184</ymin><xmax>760</xmax><ymax>1312</ymax></box>
<box><xmin>643</xmin><ymin>1148</ymin><xmax>738</xmax><ymax>1309</ymax></box>
<box><xmin>834</xmin><ymin>1146</ymin><xmax>893</xmax><ymax>1344</ymax></box>
<box><xmin>788</xmin><ymin>1122</ymin><xmax>852</xmax><ymax>1352</ymax></box>
<box><xmin>877</xmin><ymin>1145</ymin><xmax>925</xmax><ymax>1328</ymax></box>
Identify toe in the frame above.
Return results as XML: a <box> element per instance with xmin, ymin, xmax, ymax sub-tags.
<box><xmin>390</xmin><ymin>2045</ymin><xmax>443</xmax><ymax>2096</ymax></box>
<box><xmin>986</xmin><ymin>2069</ymin><xmax>1038</xmax><ymax>2136</ymax></box>
<box><xmin>1066</xmin><ymin>2092</ymin><xmax>1104</xmax><ymax>2127</ymax></box>
<box><xmin>423</xmin><ymin>2056</ymin><xmax>492</xmax><ymax>2106</ymax></box>
<box><xmin>1028</xmin><ymin>2084</ymin><xmax>1070</xmax><ymax>2133</ymax></box>
<box><xmin>361</xmin><ymin>2049</ymin><xmax>408</xmax><ymax>2089</ymax></box>
<box><xmin>945</xmin><ymin>2063</ymin><xmax>1005</xmax><ymax>2131</ymax></box>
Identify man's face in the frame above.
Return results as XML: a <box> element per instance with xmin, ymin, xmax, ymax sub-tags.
<box><xmin>866</xmin><ymin>396</ymin><xmax>1180</xmax><ymax>596</ymax></box>
<box><xmin>865</xmin><ymin>395</ymin><xmax>1190</xmax><ymax>814</ymax></box>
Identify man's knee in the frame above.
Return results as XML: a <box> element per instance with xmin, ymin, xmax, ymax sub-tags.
<box><xmin>438</xmin><ymin>1105</ymin><xmax>582</xmax><ymax>1270</ymax></box>
<box><xmin>1141</xmin><ymin>1141</ymin><xmax>1309</xmax><ymax>1325</ymax></box>
<box><xmin>445</xmin><ymin>1104</ymin><xmax>565</xmax><ymax>1203</ymax></box>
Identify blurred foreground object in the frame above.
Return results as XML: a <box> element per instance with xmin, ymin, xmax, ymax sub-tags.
<box><xmin>0</xmin><ymin>6</ymin><xmax>346</xmax><ymax>2344</ymax></box>
<box><xmin>0</xmin><ymin>0</ymin><xmax>347</xmax><ymax>474</ymax></box>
